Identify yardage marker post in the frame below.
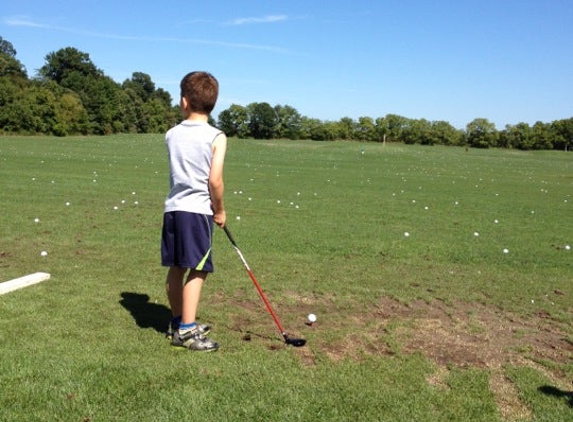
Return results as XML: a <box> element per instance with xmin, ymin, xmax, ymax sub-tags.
<box><xmin>0</xmin><ymin>272</ymin><xmax>51</xmax><ymax>295</ymax></box>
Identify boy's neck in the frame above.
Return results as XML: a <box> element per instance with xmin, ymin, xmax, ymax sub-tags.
<box><xmin>184</xmin><ymin>112</ymin><xmax>209</xmax><ymax>122</ymax></box>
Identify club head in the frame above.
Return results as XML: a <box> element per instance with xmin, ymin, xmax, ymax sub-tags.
<box><xmin>284</xmin><ymin>336</ymin><xmax>306</xmax><ymax>347</ymax></box>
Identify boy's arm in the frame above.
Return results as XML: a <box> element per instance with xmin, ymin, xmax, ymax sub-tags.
<box><xmin>209</xmin><ymin>132</ymin><xmax>227</xmax><ymax>227</ymax></box>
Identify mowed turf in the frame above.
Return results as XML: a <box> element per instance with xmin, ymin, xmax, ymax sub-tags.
<box><xmin>0</xmin><ymin>135</ymin><xmax>571</xmax><ymax>421</ymax></box>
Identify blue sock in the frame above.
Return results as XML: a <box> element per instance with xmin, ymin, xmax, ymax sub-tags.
<box><xmin>179</xmin><ymin>322</ymin><xmax>197</xmax><ymax>334</ymax></box>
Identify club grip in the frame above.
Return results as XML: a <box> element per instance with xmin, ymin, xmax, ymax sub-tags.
<box><xmin>223</xmin><ymin>225</ymin><xmax>238</xmax><ymax>247</ymax></box>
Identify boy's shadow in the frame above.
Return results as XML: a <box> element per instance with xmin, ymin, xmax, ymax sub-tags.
<box><xmin>538</xmin><ymin>385</ymin><xmax>573</xmax><ymax>407</ymax></box>
<box><xmin>119</xmin><ymin>292</ymin><xmax>171</xmax><ymax>334</ymax></box>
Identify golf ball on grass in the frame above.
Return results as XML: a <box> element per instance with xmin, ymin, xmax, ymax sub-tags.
<box><xmin>40</xmin><ymin>251</ymin><xmax>48</xmax><ymax>257</ymax></box>
<box><xmin>307</xmin><ymin>313</ymin><xmax>317</xmax><ymax>323</ymax></box>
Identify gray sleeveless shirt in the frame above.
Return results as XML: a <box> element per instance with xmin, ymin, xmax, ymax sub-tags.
<box><xmin>164</xmin><ymin>120</ymin><xmax>222</xmax><ymax>215</ymax></box>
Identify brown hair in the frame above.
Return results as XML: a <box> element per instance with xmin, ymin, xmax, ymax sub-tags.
<box><xmin>180</xmin><ymin>71</ymin><xmax>219</xmax><ymax>114</ymax></box>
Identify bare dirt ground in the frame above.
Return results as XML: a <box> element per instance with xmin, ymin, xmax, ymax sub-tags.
<box><xmin>227</xmin><ymin>293</ymin><xmax>572</xmax><ymax>420</ymax></box>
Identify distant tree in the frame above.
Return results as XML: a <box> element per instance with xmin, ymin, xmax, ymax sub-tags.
<box><xmin>384</xmin><ymin>114</ymin><xmax>409</xmax><ymax>142</ymax></box>
<box><xmin>273</xmin><ymin>104</ymin><xmax>302</xmax><ymax>139</ymax></box>
<box><xmin>153</xmin><ymin>87</ymin><xmax>174</xmax><ymax>109</ymax></box>
<box><xmin>402</xmin><ymin>118</ymin><xmax>431</xmax><ymax>145</ymax></box>
<box><xmin>122</xmin><ymin>72</ymin><xmax>156</xmax><ymax>103</ymax></box>
<box><xmin>430</xmin><ymin>120</ymin><xmax>463</xmax><ymax>146</ymax></box>
<box><xmin>502</xmin><ymin>122</ymin><xmax>532</xmax><ymax>149</ymax></box>
<box><xmin>530</xmin><ymin>121</ymin><xmax>554</xmax><ymax>150</ymax></box>
<box><xmin>218</xmin><ymin>104</ymin><xmax>249</xmax><ymax>137</ymax></box>
<box><xmin>308</xmin><ymin>120</ymin><xmax>336</xmax><ymax>141</ymax></box>
<box><xmin>466</xmin><ymin>118</ymin><xmax>498</xmax><ymax>148</ymax></box>
<box><xmin>374</xmin><ymin>117</ymin><xmax>389</xmax><ymax>143</ymax></box>
<box><xmin>0</xmin><ymin>36</ymin><xmax>27</xmax><ymax>78</ymax></box>
<box><xmin>551</xmin><ymin>118</ymin><xmax>573</xmax><ymax>151</ymax></box>
<box><xmin>39</xmin><ymin>47</ymin><xmax>101</xmax><ymax>86</ymax></box>
<box><xmin>0</xmin><ymin>36</ymin><xmax>17</xmax><ymax>57</ymax></box>
<box><xmin>299</xmin><ymin>117</ymin><xmax>322</xmax><ymax>140</ymax></box>
<box><xmin>120</xmin><ymin>72</ymin><xmax>175</xmax><ymax>133</ymax></box>
<box><xmin>355</xmin><ymin>116</ymin><xmax>376</xmax><ymax>141</ymax></box>
<box><xmin>337</xmin><ymin>117</ymin><xmax>355</xmax><ymax>140</ymax></box>
<box><xmin>247</xmin><ymin>102</ymin><xmax>275</xmax><ymax>139</ymax></box>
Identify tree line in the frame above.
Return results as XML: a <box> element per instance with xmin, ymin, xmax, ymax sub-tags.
<box><xmin>1</xmin><ymin>37</ymin><xmax>571</xmax><ymax>150</ymax></box>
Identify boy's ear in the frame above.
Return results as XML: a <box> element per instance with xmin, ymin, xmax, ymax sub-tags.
<box><xmin>180</xmin><ymin>97</ymin><xmax>188</xmax><ymax>110</ymax></box>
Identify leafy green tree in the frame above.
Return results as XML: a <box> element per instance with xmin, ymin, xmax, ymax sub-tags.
<box><xmin>122</xmin><ymin>72</ymin><xmax>156</xmax><ymax>103</ymax></box>
<box><xmin>551</xmin><ymin>118</ymin><xmax>573</xmax><ymax>151</ymax></box>
<box><xmin>218</xmin><ymin>104</ymin><xmax>249</xmax><ymax>137</ymax></box>
<box><xmin>39</xmin><ymin>47</ymin><xmax>101</xmax><ymax>86</ymax></box>
<box><xmin>0</xmin><ymin>36</ymin><xmax>17</xmax><ymax>57</ymax></box>
<box><xmin>501</xmin><ymin>123</ymin><xmax>532</xmax><ymax>149</ymax></box>
<box><xmin>466</xmin><ymin>118</ymin><xmax>498</xmax><ymax>148</ymax></box>
<box><xmin>375</xmin><ymin>117</ymin><xmax>389</xmax><ymax>143</ymax></box>
<box><xmin>530</xmin><ymin>121</ymin><xmax>554</xmax><ymax>150</ymax></box>
<box><xmin>430</xmin><ymin>121</ymin><xmax>463</xmax><ymax>146</ymax></box>
<box><xmin>247</xmin><ymin>102</ymin><xmax>275</xmax><ymax>139</ymax></box>
<box><xmin>354</xmin><ymin>116</ymin><xmax>376</xmax><ymax>141</ymax></box>
<box><xmin>384</xmin><ymin>114</ymin><xmax>409</xmax><ymax>142</ymax></box>
<box><xmin>403</xmin><ymin>119</ymin><xmax>431</xmax><ymax>145</ymax></box>
<box><xmin>273</xmin><ymin>104</ymin><xmax>301</xmax><ymax>139</ymax></box>
<box><xmin>299</xmin><ymin>117</ymin><xmax>322</xmax><ymax>139</ymax></box>
<box><xmin>336</xmin><ymin>117</ymin><xmax>355</xmax><ymax>140</ymax></box>
<box><xmin>0</xmin><ymin>37</ymin><xmax>27</xmax><ymax>79</ymax></box>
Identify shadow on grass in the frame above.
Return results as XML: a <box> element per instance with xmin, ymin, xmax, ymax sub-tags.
<box><xmin>119</xmin><ymin>292</ymin><xmax>171</xmax><ymax>334</ymax></box>
<box><xmin>538</xmin><ymin>385</ymin><xmax>573</xmax><ymax>407</ymax></box>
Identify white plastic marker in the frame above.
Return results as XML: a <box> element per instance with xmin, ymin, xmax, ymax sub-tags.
<box><xmin>0</xmin><ymin>272</ymin><xmax>51</xmax><ymax>295</ymax></box>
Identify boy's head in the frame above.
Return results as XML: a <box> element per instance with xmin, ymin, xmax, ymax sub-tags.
<box><xmin>180</xmin><ymin>71</ymin><xmax>219</xmax><ymax>115</ymax></box>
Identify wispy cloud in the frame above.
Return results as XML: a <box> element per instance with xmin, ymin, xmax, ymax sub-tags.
<box><xmin>4</xmin><ymin>16</ymin><xmax>288</xmax><ymax>53</ymax></box>
<box><xmin>228</xmin><ymin>15</ymin><xmax>288</xmax><ymax>25</ymax></box>
<box><xmin>4</xmin><ymin>16</ymin><xmax>50</xmax><ymax>28</ymax></box>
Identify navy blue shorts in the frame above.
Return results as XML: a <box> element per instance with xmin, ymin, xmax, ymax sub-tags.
<box><xmin>161</xmin><ymin>211</ymin><xmax>214</xmax><ymax>271</ymax></box>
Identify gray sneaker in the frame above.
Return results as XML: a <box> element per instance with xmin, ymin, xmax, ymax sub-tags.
<box><xmin>166</xmin><ymin>321</ymin><xmax>210</xmax><ymax>339</ymax></box>
<box><xmin>171</xmin><ymin>330</ymin><xmax>219</xmax><ymax>352</ymax></box>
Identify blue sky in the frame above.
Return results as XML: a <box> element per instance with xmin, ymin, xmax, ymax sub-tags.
<box><xmin>2</xmin><ymin>0</ymin><xmax>572</xmax><ymax>129</ymax></box>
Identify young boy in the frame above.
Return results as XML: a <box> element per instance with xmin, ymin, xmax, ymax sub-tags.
<box><xmin>161</xmin><ymin>71</ymin><xmax>227</xmax><ymax>352</ymax></box>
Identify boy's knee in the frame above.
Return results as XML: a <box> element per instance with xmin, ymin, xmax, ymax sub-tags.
<box><xmin>168</xmin><ymin>266</ymin><xmax>188</xmax><ymax>279</ymax></box>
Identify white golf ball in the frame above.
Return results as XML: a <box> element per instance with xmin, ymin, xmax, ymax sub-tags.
<box><xmin>565</xmin><ymin>245</ymin><xmax>571</xmax><ymax>250</ymax></box>
<box><xmin>34</xmin><ymin>218</ymin><xmax>40</xmax><ymax>223</ymax></box>
<box><xmin>404</xmin><ymin>232</ymin><xmax>410</xmax><ymax>237</ymax></box>
<box><xmin>473</xmin><ymin>232</ymin><xmax>479</xmax><ymax>237</ymax></box>
<box><xmin>307</xmin><ymin>313</ymin><xmax>317</xmax><ymax>322</ymax></box>
<box><xmin>40</xmin><ymin>251</ymin><xmax>48</xmax><ymax>257</ymax></box>
<box><xmin>503</xmin><ymin>248</ymin><xmax>509</xmax><ymax>254</ymax></box>
<box><xmin>236</xmin><ymin>216</ymin><xmax>241</xmax><ymax>220</ymax></box>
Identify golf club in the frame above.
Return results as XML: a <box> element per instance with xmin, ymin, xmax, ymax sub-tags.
<box><xmin>223</xmin><ymin>225</ymin><xmax>306</xmax><ymax>347</ymax></box>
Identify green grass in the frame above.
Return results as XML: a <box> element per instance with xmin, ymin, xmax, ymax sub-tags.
<box><xmin>1</xmin><ymin>135</ymin><xmax>571</xmax><ymax>421</ymax></box>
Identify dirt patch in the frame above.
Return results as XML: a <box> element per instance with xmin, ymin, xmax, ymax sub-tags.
<box><xmin>220</xmin><ymin>290</ymin><xmax>571</xmax><ymax>419</ymax></box>
<box><xmin>378</xmin><ymin>298</ymin><xmax>572</xmax><ymax>371</ymax></box>
<box><xmin>221</xmin><ymin>292</ymin><xmax>571</xmax><ymax>375</ymax></box>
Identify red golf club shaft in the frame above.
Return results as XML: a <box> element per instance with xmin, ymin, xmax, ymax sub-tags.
<box><xmin>223</xmin><ymin>226</ymin><xmax>287</xmax><ymax>337</ymax></box>
<box><xmin>244</xmin><ymin>267</ymin><xmax>286</xmax><ymax>336</ymax></box>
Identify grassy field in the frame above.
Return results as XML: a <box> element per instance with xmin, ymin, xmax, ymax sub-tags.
<box><xmin>1</xmin><ymin>135</ymin><xmax>571</xmax><ymax>421</ymax></box>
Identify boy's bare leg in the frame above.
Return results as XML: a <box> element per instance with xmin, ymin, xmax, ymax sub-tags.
<box><xmin>181</xmin><ymin>270</ymin><xmax>207</xmax><ymax>325</ymax></box>
<box><xmin>166</xmin><ymin>266</ymin><xmax>187</xmax><ymax>318</ymax></box>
